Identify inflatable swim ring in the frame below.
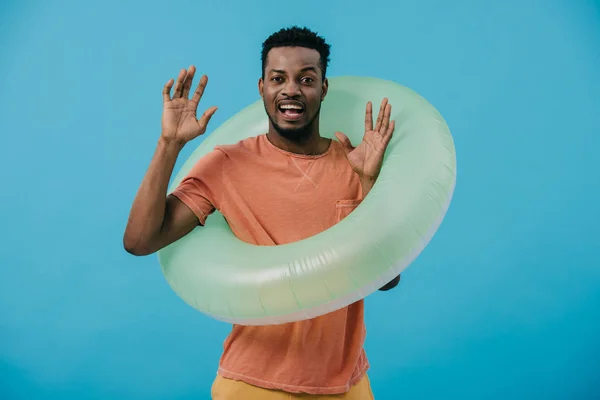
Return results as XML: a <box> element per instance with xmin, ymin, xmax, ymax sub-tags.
<box><xmin>158</xmin><ymin>76</ymin><xmax>456</xmax><ymax>325</ymax></box>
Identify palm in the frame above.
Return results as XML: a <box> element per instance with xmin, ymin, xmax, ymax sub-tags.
<box><xmin>161</xmin><ymin>66</ymin><xmax>218</xmax><ymax>144</ymax></box>
<box><xmin>335</xmin><ymin>98</ymin><xmax>395</xmax><ymax>179</ymax></box>
<box><xmin>346</xmin><ymin>131</ymin><xmax>389</xmax><ymax>177</ymax></box>
<box><xmin>163</xmin><ymin>100</ymin><xmax>205</xmax><ymax>142</ymax></box>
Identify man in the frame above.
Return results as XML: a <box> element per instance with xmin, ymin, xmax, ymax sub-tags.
<box><xmin>124</xmin><ymin>26</ymin><xmax>400</xmax><ymax>399</ymax></box>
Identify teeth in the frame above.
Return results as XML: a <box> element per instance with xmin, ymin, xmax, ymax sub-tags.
<box><xmin>279</xmin><ymin>104</ymin><xmax>303</xmax><ymax>110</ymax></box>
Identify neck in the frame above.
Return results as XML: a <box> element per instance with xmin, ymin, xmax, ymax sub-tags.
<box><xmin>266</xmin><ymin>127</ymin><xmax>330</xmax><ymax>156</ymax></box>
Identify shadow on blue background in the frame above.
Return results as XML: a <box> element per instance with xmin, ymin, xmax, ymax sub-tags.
<box><xmin>1</xmin><ymin>0</ymin><xmax>599</xmax><ymax>399</ymax></box>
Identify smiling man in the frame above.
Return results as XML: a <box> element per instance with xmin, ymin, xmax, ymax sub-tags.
<box><xmin>123</xmin><ymin>26</ymin><xmax>400</xmax><ymax>399</ymax></box>
<box><xmin>262</xmin><ymin>46</ymin><xmax>326</xmax><ymax>146</ymax></box>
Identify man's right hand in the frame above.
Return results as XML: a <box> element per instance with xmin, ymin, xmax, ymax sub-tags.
<box><xmin>123</xmin><ymin>66</ymin><xmax>216</xmax><ymax>256</ymax></box>
<box><xmin>161</xmin><ymin>65</ymin><xmax>218</xmax><ymax>145</ymax></box>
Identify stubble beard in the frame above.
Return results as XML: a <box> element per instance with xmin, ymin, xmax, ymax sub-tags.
<box><xmin>265</xmin><ymin>103</ymin><xmax>321</xmax><ymax>144</ymax></box>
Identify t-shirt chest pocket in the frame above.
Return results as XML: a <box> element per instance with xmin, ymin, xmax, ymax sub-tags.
<box><xmin>335</xmin><ymin>199</ymin><xmax>363</xmax><ymax>223</ymax></box>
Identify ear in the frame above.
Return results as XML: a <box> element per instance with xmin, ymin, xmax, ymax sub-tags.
<box><xmin>321</xmin><ymin>78</ymin><xmax>328</xmax><ymax>101</ymax></box>
<box><xmin>258</xmin><ymin>77</ymin><xmax>264</xmax><ymax>99</ymax></box>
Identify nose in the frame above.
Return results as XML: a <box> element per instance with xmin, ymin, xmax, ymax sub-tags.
<box><xmin>281</xmin><ymin>80</ymin><xmax>301</xmax><ymax>97</ymax></box>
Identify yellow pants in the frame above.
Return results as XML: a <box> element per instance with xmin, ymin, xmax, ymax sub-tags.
<box><xmin>211</xmin><ymin>374</ymin><xmax>375</xmax><ymax>399</ymax></box>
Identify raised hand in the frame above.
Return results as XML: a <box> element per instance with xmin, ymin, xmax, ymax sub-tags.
<box><xmin>335</xmin><ymin>98</ymin><xmax>395</xmax><ymax>181</ymax></box>
<box><xmin>161</xmin><ymin>65</ymin><xmax>218</xmax><ymax>145</ymax></box>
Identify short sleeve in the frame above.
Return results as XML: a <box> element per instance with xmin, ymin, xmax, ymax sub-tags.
<box><xmin>170</xmin><ymin>148</ymin><xmax>227</xmax><ymax>226</ymax></box>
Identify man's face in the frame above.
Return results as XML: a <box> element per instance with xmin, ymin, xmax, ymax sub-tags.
<box><xmin>259</xmin><ymin>46</ymin><xmax>328</xmax><ymax>142</ymax></box>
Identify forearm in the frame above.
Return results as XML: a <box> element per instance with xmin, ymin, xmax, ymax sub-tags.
<box><xmin>123</xmin><ymin>136</ymin><xmax>184</xmax><ymax>253</ymax></box>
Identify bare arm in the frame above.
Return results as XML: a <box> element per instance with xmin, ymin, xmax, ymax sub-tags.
<box><xmin>337</xmin><ymin>99</ymin><xmax>400</xmax><ymax>291</ymax></box>
<box><xmin>123</xmin><ymin>66</ymin><xmax>217</xmax><ymax>256</ymax></box>
<box><xmin>123</xmin><ymin>138</ymin><xmax>198</xmax><ymax>255</ymax></box>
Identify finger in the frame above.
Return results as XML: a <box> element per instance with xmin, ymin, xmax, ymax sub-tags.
<box><xmin>365</xmin><ymin>101</ymin><xmax>373</xmax><ymax>132</ymax></box>
<box><xmin>163</xmin><ymin>78</ymin><xmax>174</xmax><ymax>104</ymax></box>
<box><xmin>385</xmin><ymin>119</ymin><xmax>396</xmax><ymax>138</ymax></box>
<box><xmin>383</xmin><ymin>120</ymin><xmax>395</xmax><ymax>144</ymax></box>
<box><xmin>380</xmin><ymin>103</ymin><xmax>391</xmax><ymax>135</ymax></box>
<box><xmin>374</xmin><ymin>98</ymin><xmax>388</xmax><ymax>131</ymax></box>
<box><xmin>172</xmin><ymin>68</ymin><xmax>187</xmax><ymax>98</ymax></box>
<box><xmin>197</xmin><ymin>106</ymin><xmax>218</xmax><ymax>131</ymax></box>
<box><xmin>191</xmin><ymin>74</ymin><xmax>209</xmax><ymax>104</ymax></box>
<box><xmin>182</xmin><ymin>66</ymin><xmax>196</xmax><ymax>99</ymax></box>
<box><xmin>334</xmin><ymin>132</ymin><xmax>354</xmax><ymax>154</ymax></box>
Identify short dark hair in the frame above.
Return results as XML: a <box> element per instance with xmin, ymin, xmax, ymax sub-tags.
<box><xmin>261</xmin><ymin>26</ymin><xmax>331</xmax><ymax>79</ymax></box>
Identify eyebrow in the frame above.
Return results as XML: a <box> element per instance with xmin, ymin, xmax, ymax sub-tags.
<box><xmin>269</xmin><ymin>67</ymin><xmax>318</xmax><ymax>74</ymax></box>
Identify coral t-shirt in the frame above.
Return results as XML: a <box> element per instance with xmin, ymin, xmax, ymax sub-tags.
<box><xmin>171</xmin><ymin>133</ymin><xmax>369</xmax><ymax>395</ymax></box>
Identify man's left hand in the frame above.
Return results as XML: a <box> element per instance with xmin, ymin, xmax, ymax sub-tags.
<box><xmin>335</xmin><ymin>98</ymin><xmax>395</xmax><ymax>196</ymax></box>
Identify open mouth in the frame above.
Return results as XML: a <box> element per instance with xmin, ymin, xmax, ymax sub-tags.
<box><xmin>277</xmin><ymin>102</ymin><xmax>305</xmax><ymax>121</ymax></box>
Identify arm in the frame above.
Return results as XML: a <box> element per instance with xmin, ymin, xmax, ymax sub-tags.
<box><xmin>123</xmin><ymin>138</ymin><xmax>199</xmax><ymax>256</ymax></box>
<box><xmin>123</xmin><ymin>66</ymin><xmax>217</xmax><ymax>256</ymax></box>
<box><xmin>341</xmin><ymin>98</ymin><xmax>399</xmax><ymax>291</ymax></box>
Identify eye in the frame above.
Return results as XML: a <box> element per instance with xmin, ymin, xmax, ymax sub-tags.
<box><xmin>301</xmin><ymin>77</ymin><xmax>314</xmax><ymax>84</ymax></box>
<box><xmin>271</xmin><ymin>76</ymin><xmax>283</xmax><ymax>83</ymax></box>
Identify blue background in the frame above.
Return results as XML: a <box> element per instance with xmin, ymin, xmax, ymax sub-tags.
<box><xmin>1</xmin><ymin>0</ymin><xmax>599</xmax><ymax>398</ymax></box>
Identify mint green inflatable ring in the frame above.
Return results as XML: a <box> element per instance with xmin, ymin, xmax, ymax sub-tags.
<box><xmin>158</xmin><ymin>76</ymin><xmax>456</xmax><ymax>325</ymax></box>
